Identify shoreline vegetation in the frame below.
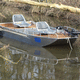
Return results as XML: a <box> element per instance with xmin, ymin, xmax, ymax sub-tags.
<box><xmin>0</xmin><ymin>0</ymin><xmax>80</xmax><ymax>48</ymax></box>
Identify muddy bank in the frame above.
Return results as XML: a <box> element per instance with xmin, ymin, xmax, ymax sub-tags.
<box><xmin>0</xmin><ymin>1</ymin><xmax>80</xmax><ymax>28</ymax></box>
<box><xmin>32</xmin><ymin>6</ymin><xmax>80</xmax><ymax>27</ymax></box>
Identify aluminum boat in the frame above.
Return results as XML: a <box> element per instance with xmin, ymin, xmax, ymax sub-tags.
<box><xmin>0</xmin><ymin>14</ymin><xmax>79</xmax><ymax>47</ymax></box>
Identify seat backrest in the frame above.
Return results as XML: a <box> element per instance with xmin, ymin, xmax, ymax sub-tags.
<box><xmin>36</xmin><ymin>22</ymin><xmax>50</xmax><ymax>31</ymax></box>
<box><xmin>12</xmin><ymin>14</ymin><xmax>26</xmax><ymax>23</ymax></box>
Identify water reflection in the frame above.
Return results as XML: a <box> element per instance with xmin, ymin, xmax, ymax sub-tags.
<box><xmin>0</xmin><ymin>37</ymin><xmax>80</xmax><ymax>80</ymax></box>
<box><xmin>0</xmin><ymin>42</ymin><xmax>57</xmax><ymax>80</ymax></box>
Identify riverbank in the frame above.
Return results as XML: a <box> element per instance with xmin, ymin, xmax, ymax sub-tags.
<box><xmin>32</xmin><ymin>5</ymin><xmax>80</xmax><ymax>28</ymax></box>
<box><xmin>0</xmin><ymin>1</ymin><xmax>80</xmax><ymax>28</ymax></box>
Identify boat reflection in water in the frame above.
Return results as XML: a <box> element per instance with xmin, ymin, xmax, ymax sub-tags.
<box><xmin>0</xmin><ymin>37</ymin><xmax>57</xmax><ymax>80</ymax></box>
<box><xmin>0</xmin><ymin>37</ymin><xmax>79</xmax><ymax>80</ymax></box>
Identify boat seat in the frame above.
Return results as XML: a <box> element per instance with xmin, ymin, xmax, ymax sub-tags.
<box><xmin>36</xmin><ymin>21</ymin><xmax>56</xmax><ymax>34</ymax></box>
<box><xmin>12</xmin><ymin>14</ymin><xmax>31</xmax><ymax>27</ymax></box>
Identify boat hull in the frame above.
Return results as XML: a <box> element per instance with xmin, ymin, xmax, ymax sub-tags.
<box><xmin>47</xmin><ymin>38</ymin><xmax>77</xmax><ymax>46</ymax></box>
<box><xmin>0</xmin><ymin>28</ymin><xmax>77</xmax><ymax>47</ymax></box>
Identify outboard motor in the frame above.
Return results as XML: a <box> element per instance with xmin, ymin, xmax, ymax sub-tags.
<box><xmin>64</xmin><ymin>27</ymin><xmax>80</xmax><ymax>37</ymax></box>
<box><xmin>71</xmin><ymin>28</ymin><xmax>80</xmax><ymax>37</ymax></box>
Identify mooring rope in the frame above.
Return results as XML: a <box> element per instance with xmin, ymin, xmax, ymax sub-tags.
<box><xmin>67</xmin><ymin>38</ymin><xmax>73</xmax><ymax>50</ymax></box>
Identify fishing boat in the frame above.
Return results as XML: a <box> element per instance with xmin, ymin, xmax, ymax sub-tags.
<box><xmin>0</xmin><ymin>14</ymin><xmax>79</xmax><ymax>47</ymax></box>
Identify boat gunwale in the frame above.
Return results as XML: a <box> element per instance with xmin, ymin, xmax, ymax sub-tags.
<box><xmin>0</xmin><ymin>26</ymin><xmax>77</xmax><ymax>40</ymax></box>
<box><xmin>0</xmin><ymin>26</ymin><xmax>57</xmax><ymax>39</ymax></box>
<box><xmin>0</xmin><ymin>22</ymin><xmax>78</xmax><ymax>39</ymax></box>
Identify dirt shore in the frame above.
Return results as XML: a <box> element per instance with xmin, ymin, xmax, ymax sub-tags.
<box><xmin>0</xmin><ymin>1</ymin><xmax>80</xmax><ymax>28</ymax></box>
<box><xmin>32</xmin><ymin>6</ymin><xmax>80</xmax><ymax>28</ymax></box>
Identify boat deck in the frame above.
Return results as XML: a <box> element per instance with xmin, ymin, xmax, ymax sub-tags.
<box><xmin>0</xmin><ymin>23</ymin><xmax>70</xmax><ymax>39</ymax></box>
<box><xmin>35</xmin><ymin>33</ymin><xmax>70</xmax><ymax>39</ymax></box>
<box><xmin>0</xmin><ymin>23</ymin><xmax>36</xmax><ymax>29</ymax></box>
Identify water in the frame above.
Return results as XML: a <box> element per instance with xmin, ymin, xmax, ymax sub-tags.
<box><xmin>0</xmin><ymin>13</ymin><xmax>80</xmax><ymax>80</ymax></box>
<box><xmin>0</xmin><ymin>37</ymin><xmax>79</xmax><ymax>80</ymax></box>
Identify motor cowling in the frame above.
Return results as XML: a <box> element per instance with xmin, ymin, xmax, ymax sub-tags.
<box><xmin>71</xmin><ymin>29</ymin><xmax>80</xmax><ymax>37</ymax></box>
<box><xmin>56</xmin><ymin>26</ymin><xmax>63</xmax><ymax>30</ymax></box>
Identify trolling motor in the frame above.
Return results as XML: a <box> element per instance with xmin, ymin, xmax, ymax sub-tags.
<box><xmin>56</xmin><ymin>26</ymin><xmax>80</xmax><ymax>36</ymax></box>
<box><xmin>71</xmin><ymin>29</ymin><xmax>80</xmax><ymax>35</ymax></box>
<box><xmin>64</xmin><ymin>26</ymin><xmax>80</xmax><ymax>37</ymax></box>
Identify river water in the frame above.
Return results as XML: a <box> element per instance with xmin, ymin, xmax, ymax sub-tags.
<box><xmin>0</xmin><ymin>13</ymin><xmax>80</xmax><ymax>80</ymax></box>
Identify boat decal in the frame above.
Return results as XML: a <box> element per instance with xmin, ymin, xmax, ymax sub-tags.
<box><xmin>34</xmin><ymin>37</ymin><xmax>41</xmax><ymax>43</ymax></box>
